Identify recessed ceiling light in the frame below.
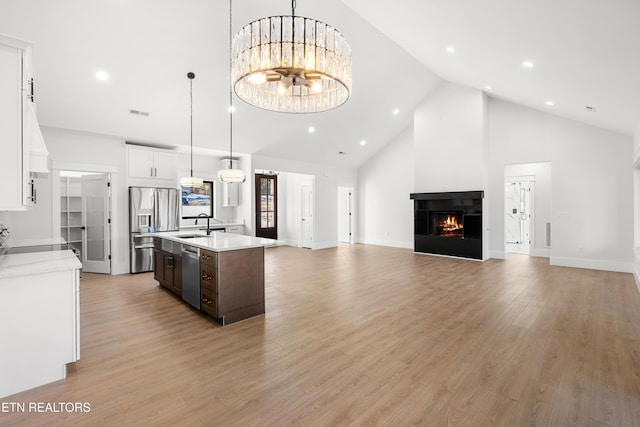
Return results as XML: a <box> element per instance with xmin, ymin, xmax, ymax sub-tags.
<box><xmin>522</xmin><ymin>61</ymin><xmax>534</xmax><ymax>68</ymax></box>
<box><xmin>446</xmin><ymin>46</ymin><xmax>456</xmax><ymax>54</ymax></box>
<box><xmin>586</xmin><ymin>105</ymin><xmax>596</xmax><ymax>112</ymax></box>
<box><xmin>484</xmin><ymin>86</ymin><xmax>492</xmax><ymax>91</ymax></box>
<box><xmin>95</xmin><ymin>71</ymin><xmax>109</xmax><ymax>81</ymax></box>
<box><xmin>545</xmin><ymin>101</ymin><xmax>554</xmax><ymax>106</ymax></box>
<box><xmin>338</xmin><ymin>151</ymin><xmax>346</xmax><ymax>155</ymax></box>
<box><xmin>360</xmin><ymin>140</ymin><xmax>366</xmax><ymax>146</ymax></box>
<box><xmin>393</xmin><ymin>109</ymin><xmax>400</xmax><ymax>115</ymax></box>
<box><xmin>308</xmin><ymin>126</ymin><xmax>315</xmax><ymax>133</ymax></box>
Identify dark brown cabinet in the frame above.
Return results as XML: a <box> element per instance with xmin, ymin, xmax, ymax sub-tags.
<box><xmin>199</xmin><ymin>247</ymin><xmax>264</xmax><ymax>325</ymax></box>
<box><xmin>153</xmin><ymin>238</ymin><xmax>182</xmax><ymax>296</ymax></box>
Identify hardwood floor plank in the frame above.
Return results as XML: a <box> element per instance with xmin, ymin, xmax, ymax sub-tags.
<box><xmin>1</xmin><ymin>246</ymin><xmax>639</xmax><ymax>426</ymax></box>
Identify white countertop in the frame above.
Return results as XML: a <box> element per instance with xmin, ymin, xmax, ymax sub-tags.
<box><xmin>2</xmin><ymin>236</ymin><xmax>67</xmax><ymax>248</ymax></box>
<box><xmin>0</xmin><ymin>250</ymin><xmax>82</xmax><ymax>278</ymax></box>
<box><xmin>150</xmin><ymin>230</ymin><xmax>282</xmax><ymax>252</ymax></box>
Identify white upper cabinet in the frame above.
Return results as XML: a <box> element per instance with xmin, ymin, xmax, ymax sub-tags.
<box><xmin>127</xmin><ymin>146</ymin><xmax>177</xmax><ymax>181</ymax></box>
<box><xmin>0</xmin><ymin>34</ymin><xmax>49</xmax><ymax>211</ymax></box>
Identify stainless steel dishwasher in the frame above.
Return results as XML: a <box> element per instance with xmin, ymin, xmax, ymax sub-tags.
<box><xmin>181</xmin><ymin>244</ymin><xmax>200</xmax><ymax>309</ymax></box>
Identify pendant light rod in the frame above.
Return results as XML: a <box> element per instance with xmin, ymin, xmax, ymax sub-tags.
<box><xmin>292</xmin><ymin>0</ymin><xmax>296</xmax><ymax>17</ymax></box>
<box><xmin>188</xmin><ymin>71</ymin><xmax>195</xmax><ymax>176</ymax></box>
<box><xmin>228</xmin><ymin>0</ymin><xmax>233</xmax><ymax>170</ymax></box>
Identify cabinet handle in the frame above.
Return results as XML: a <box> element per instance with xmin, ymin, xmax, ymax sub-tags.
<box><xmin>29</xmin><ymin>78</ymin><xmax>34</xmax><ymax>102</ymax></box>
<box><xmin>27</xmin><ymin>179</ymin><xmax>36</xmax><ymax>203</ymax></box>
<box><xmin>154</xmin><ymin>167</ymin><xmax>157</xmax><ymax>177</ymax></box>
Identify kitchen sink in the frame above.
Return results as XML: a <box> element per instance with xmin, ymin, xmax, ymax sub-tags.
<box><xmin>176</xmin><ymin>234</ymin><xmax>205</xmax><ymax>239</ymax></box>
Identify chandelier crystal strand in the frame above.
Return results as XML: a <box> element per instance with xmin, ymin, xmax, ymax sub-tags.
<box><xmin>232</xmin><ymin>0</ymin><xmax>352</xmax><ymax>113</ymax></box>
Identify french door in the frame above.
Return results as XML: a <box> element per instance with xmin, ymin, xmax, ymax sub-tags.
<box><xmin>255</xmin><ymin>173</ymin><xmax>277</xmax><ymax>239</ymax></box>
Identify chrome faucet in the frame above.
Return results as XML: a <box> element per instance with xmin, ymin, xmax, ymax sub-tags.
<box><xmin>196</xmin><ymin>213</ymin><xmax>211</xmax><ymax>236</ymax></box>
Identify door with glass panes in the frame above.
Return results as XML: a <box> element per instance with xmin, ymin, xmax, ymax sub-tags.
<box><xmin>255</xmin><ymin>173</ymin><xmax>277</xmax><ymax>239</ymax></box>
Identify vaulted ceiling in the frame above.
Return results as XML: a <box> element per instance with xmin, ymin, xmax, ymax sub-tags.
<box><xmin>1</xmin><ymin>0</ymin><xmax>638</xmax><ymax>170</ymax></box>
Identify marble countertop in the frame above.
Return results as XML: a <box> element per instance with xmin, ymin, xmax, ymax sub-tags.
<box><xmin>0</xmin><ymin>250</ymin><xmax>82</xmax><ymax>279</ymax></box>
<box><xmin>2</xmin><ymin>236</ymin><xmax>67</xmax><ymax>248</ymax></box>
<box><xmin>151</xmin><ymin>230</ymin><xmax>282</xmax><ymax>252</ymax></box>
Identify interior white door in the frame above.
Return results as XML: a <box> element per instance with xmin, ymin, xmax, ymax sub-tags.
<box><xmin>302</xmin><ymin>185</ymin><xmax>314</xmax><ymax>248</ymax></box>
<box><xmin>338</xmin><ymin>187</ymin><xmax>353</xmax><ymax>243</ymax></box>
<box><xmin>505</xmin><ymin>180</ymin><xmax>533</xmax><ymax>255</ymax></box>
<box><xmin>81</xmin><ymin>173</ymin><xmax>111</xmax><ymax>273</ymax></box>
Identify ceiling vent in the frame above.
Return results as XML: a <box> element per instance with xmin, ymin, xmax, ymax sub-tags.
<box><xmin>129</xmin><ymin>109</ymin><xmax>150</xmax><ymax>117</ymax></box>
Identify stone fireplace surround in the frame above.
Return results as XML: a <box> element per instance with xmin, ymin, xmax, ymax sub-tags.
<box><xmin>409</xmin><ymin>191</ymin><xmax>484</xmax><ymax>260</ymax></box>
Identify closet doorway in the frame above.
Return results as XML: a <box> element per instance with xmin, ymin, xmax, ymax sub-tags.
<box><xmin>57</xmin><ymin>170</ymin><xmax>112</xmax><ymax>274</ymax></box>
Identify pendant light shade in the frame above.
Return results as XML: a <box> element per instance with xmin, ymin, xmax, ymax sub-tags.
<box><xmin>217</xmin><ymin>167</ymin><xmax>246</xmax><ymax>183</ymax></box>
<box><xmin>220</xmin><ymin>0</ymin><xmax>246</xmax><ymax>183</ymax></box>
<box><xmin>181</xmin><ymin>72</ymin><xmax>204</xmax><ymax>188</ymax></box>
<box><xmin>180</xmin><ymin>176</ymin><xmax>204</xmax><ymax>187</ymax></box>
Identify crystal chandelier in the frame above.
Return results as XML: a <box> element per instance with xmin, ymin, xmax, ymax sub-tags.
<box><xmin>218</xmin><ymin>0</ymin><xmax>246</xmax><ymax>183</ymax></box>
<box><xmin>232</xmin><ymin>0</ymin><xmax>352</xmax><ymax>113</ymax></box>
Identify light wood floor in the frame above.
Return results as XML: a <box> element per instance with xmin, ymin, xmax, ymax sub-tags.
<box><xmin>2</xmin><ymin>245</ymin><xmax>640</xmax><ymax>426</ymax></box>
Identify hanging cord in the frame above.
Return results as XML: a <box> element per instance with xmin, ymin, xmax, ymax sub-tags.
<box><xmin>292</xmin><ymin>0</ymin><xmax>296</xmax><ymax>17</ymax></box>
<box><xmin>228</xmin><ymin>0</ymin><xmax>233</xmax><ymax>170</ymax></box>
<box><xmin>188</xmin><ymin>72</ymin><xmax>195</xmax><ymax>176</ymax></box>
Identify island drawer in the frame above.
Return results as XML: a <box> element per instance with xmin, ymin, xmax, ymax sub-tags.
<box><xmin>201</xmin><ymin>265</ymin><xmax>218</xmax><ymax>292</ymax></box>
<box><xmin>201</xmin><ymin>288</ymin><xmax>218</xmax><ymax>317</ymax></box>
<box><xmin>200</xmin><ymin>249</ymin><xmax>217</xmax><ymax>266</ymax></box>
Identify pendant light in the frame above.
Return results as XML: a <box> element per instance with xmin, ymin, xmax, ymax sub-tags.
<box><xmin>218</xmin><ymin>0</ymin><xmax>246</xmax><ymax>183</ymax></box>
<box><xmin>180</xmin><ymin>72</ymin><xmax>204</xmax><ymax>188</ymax></box>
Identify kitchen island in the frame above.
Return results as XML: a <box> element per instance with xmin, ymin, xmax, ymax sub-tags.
<box><xmin>0</xmin><ymin>246</ymin><xmax>81</xmax><ymax>398</ymax></box>
<box><xmin>151</xmin><ymin>232</ymin><xmax>278</xmax><ymax>325</ymax></box>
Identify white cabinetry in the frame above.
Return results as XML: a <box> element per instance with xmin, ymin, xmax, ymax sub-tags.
<box><xmin>128</xmin><ymin>147</ymin><xmax>176</xmax><ymax>180</ymax></box>
<box><xmin>222</xmin><ymin>183</ymin><xmax>240</xmax><ymax>207</ymax></box>
<box><xmin>225</xmin><ymin>225</ymin><xmax>244</xmax><ymax>234</ymax></box>
<box><xmin>0</xmin><ymin>34</ymin><xmax>48</xmax><ymax>211</ymax></box>
<box><xmin>220</xmin><ymin>158</ymin><xmax>241</xmax><ymax>207</ymax></box>
<box><xmin>0</xmin><ymin>253</ymin><xmax>81</xmax><ymax>398</ymax></box>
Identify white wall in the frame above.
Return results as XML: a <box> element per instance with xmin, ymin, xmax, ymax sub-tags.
<box><xmin>252</xmin><ymin>155</ymin><xmax>357</xmax><ymax>249</ymax></box>
<box><xmin>357</xmin><ymin>127</ymin><xmax>414</xmax><ymax>249</ymax></box>
<box><xmin>413</xmin><ymin>82</ymin><xmax>486</xmax><ymax>192</ymax></box>
<box><xmin>489</xmin><ymin>98</ymin><xmax>634</xmax><ymax>272</ymax></box>
<box><xmin>504</xmin><ymin>162</ymin><xmax>552</xmax><ymax>258</ymax></box>
<box><xmin>633</xmin><ymin>123</ymin><xmax>640</xmax><ymax>289</ymax></box>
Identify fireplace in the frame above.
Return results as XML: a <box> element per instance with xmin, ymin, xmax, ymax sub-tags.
<box><xmin>430</xmin><ymin>211</ymin><xmax>464</xmax><ymax>237</ymax></box>
<box><xmin>410</xmin><ymin>191</ymin><xmax>483</xmax><ymax>259</ymax></box>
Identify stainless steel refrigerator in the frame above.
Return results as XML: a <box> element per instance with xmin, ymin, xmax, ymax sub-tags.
<box><xmin>129</xmin><ymin>187</ymin><xmax>179</xmax><ymax>273</ymax></box>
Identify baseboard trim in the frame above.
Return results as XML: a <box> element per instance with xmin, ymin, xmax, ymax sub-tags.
<box><xmin>530</xmin><ymin>248</ymin><xmax>551</xmax><ymax>258</ymax></box>
<box><xmin>361</xmin><ymin>238</ymin><xmax>413</xmax><ymax>250</ymax></box>
<box><xmin>550</xmin><ymin>256</ymin><xmax>633</xmax><ymax>274</ymax></box>
<box><xmin>313</xmin><ymin>240</ymin><xmax>339</xmax><ymax>250</ymax></box>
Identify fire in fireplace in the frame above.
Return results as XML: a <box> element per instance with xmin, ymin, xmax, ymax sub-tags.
<box><xmin>430</xmin><ymin>211</ymin><xmax>464</xmax><ymax>237</ymax></box>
